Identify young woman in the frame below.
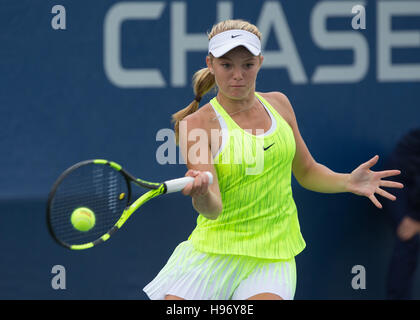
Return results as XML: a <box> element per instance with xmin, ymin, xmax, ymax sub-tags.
<box><xmin>143</xmin><ymin>19</ymin><xmax>403</xmax><ymax>300</ymax></box>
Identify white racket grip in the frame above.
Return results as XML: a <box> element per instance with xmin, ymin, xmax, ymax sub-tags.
<box><xmin>164</xmin><ymin>171</ymin><xmax>213</xmax><ymax>194</ymax></box>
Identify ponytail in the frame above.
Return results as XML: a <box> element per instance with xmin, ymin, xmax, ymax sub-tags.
<box><xmin>172</xmin><ymin>66</ymin><xmax>216</xmax><ymax>145</ymax></box>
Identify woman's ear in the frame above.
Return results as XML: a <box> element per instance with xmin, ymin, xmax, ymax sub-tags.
<box><xmin>206</xmin><ymin>56</ymin><xmax>214</xmax><ymax>75</ymax></box>
<box><xmin>258</xmin><ymin>55</ymin><xmax>264</xmax><ymax>67</ymax></box>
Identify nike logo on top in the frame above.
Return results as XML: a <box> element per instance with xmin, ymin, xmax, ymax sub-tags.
<box><xmin>263</xmin><ymin>143</ymin><xmax>275</xmax><ymax>151</ymax></box>
<box><xmin>231</xmin><ymin>34</ymin><xmax>241</xmax><ymax>38</ymax></box>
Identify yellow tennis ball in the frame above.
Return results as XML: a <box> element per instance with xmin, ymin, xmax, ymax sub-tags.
<box><xmin>71</xmin><ymin>207</ymin><xmax>96</xmax><ymax>232</ymax></box>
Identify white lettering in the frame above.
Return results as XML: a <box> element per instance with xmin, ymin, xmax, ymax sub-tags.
<box><xmin>257</xmin><ymin>1</ymin><xmax>308</xmax><ymax>84</ymax></box>
<box><xmin>102</xmin><ymin>1</ymin><xmax>420</xmax><ymax>88</ymax></box>
<box><xmin>377</xmin><ymin>1</ymin><xmax>420</xmax><ymax>82</ymax></box>
<box><xmin>351</xmin><ymin>265</ymin><xmax>366</xmax><ymax>290</ymax></box>
<box><xmin>311</xmin><ymin>1</ymin><xmax>368</xmax><ymax>83</ymax></box>
<box><xmin>104</xmin><ymin>2</ymin><xmax>166</xmax><ymax>88</ymax></box>
<box><xmin>156</xmin><ymin>129</ymin><xmax>177</xmax><ymax>164</ymax></box>
<box><xmin>352</xmin><ymin>5</ymin><xmax>366</xmax><ymax>30</ymax></box>
<box><xmin>217</xmin><ymin>1</ymin><xmax>233</xmax><ymax>22</ymax></box>
<box><xmin>51</xmin><ymin>265</ymin><xmax>66</xmax><ymax>290</ymax></box>
<box><xmin>51</xmin><ymin>5</ymin><xmax>66</xmax><ymax>30</ymax></box>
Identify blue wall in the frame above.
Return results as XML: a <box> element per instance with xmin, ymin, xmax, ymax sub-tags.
<box><xmin>1</xmin><ymin>0</ymin><xmax>419</xmax><ymax>299</ymax></box>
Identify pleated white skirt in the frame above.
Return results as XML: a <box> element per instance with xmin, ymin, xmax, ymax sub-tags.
<box><xmin>143</xmin><ymin>241</ymin><xmax>297</xmax><ymax>300</ymax></box>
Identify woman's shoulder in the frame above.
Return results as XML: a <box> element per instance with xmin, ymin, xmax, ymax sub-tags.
<box><xmin>257</xmin><ymin>91</ymin><xmax>295</xmax><ymax>125</ymax></box>
<box><xmin>182</xmin><ymin>102</ymin><xmax>219</xmax><ymax>132</ymax></box>
<box><xmin>257</xmin><ymin>91</ymin><xmax>290</xmax><ymax>106</ymax></box>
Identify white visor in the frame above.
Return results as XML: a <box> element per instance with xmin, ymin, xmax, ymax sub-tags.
<box><xmin>208</xmin><ymin>29</ymin><xmax>261</xmax><ymax>58</ymax></box>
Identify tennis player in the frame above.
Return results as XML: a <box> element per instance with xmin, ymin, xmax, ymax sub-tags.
<box><xmin>143</xmin><ymin>19</ymin><xmax>403</xmax><ymax>300</ymax></box>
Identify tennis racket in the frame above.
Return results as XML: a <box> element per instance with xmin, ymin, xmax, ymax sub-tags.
<box><xmin>46</xmin><ymin>159</ymin><xmax>212</xmax><ymax>250</ymax></box>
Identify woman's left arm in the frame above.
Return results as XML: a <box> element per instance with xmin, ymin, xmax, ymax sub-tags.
<box><xmin>269</xmin><ymin>92</ymin><xmax>404</xmax><ymax>209</ymax></box>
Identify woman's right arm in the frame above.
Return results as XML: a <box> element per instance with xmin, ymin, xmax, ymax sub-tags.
<box><xmin>178</xmin><ymin>111</ymin><xmax>223</xmax><ymax>220</ymax></box>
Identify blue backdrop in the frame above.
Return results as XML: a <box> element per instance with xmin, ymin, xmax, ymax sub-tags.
<box><xmin>1</xmin><ymin>0</ymin><xmax>419</xmax><ymax>299</ymax></box>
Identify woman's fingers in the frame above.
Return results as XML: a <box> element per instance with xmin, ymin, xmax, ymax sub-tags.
<box><xmin>378</xmin><ymin>169</ymin><xmax>401</xmax><ymax>179</ymax></box>
<box><xmin>361</xmin><ymin>155</ymin><xmax>379</xmax><ymax>169</ymax></box>
<box><xmin>369</xmin><ymin>194</ymin><xmax>382</xmax><ymax>209</ymax></box>
<box><xmin>181</xmin><ymin>170</ymin><xmax>198</xmax><ymax>195</ymax></box>
<box><xmin>183</xmin><ymin>170</ymin><xmax>210</xmax><ymax>197</ymax></box>
<box><xmin>194</xmin><ymin>172</ymin><xmax>209</xmax><ymax>196</ymax></box>
<box><xmin>380</xmin><ymin>180</ymin><xmax>404</xmax><ymax>189</ymax></box>
<box><xmin>376</xmin><ymin>187</ymin><xmax>396</xmax><ymax>201</ymax></box>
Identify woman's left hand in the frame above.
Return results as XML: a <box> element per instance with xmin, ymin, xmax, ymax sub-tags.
<box><xmin>346</xmin><ymin>155</ymin><xmax>404</xmax><ymax>209</ymax></box>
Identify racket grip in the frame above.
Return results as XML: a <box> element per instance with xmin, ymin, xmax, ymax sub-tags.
<box><xmin>164</xmin><ymin>171</ymin><xmax>213</xmax><ymax>194</ymax></box>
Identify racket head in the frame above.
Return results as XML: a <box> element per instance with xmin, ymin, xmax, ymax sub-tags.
<box><xmin>46</xmin><ymin>160</ymin><xmax>132</xmax><ymax>249</ymax></box>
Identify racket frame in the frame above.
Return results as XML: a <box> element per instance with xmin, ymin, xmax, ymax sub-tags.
<box><xmin>46</xmin><ymin>159</ymin><xmax>164</xmax><ymax>250</ymax></box>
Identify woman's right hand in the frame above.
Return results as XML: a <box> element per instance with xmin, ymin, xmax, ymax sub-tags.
<box><xmin>181</xmin><ymin>169</ymin><xmax>212</xmax><ymax>198</ymax></box>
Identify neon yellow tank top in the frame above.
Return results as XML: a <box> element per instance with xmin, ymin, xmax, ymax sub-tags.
<box><xmin>189</xmin><ymin>92</ymin><xmax>306</xmax><ymax>260</ymax></box>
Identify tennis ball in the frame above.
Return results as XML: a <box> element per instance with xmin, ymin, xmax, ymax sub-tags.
<box><xmin>71</xmin><ymin>207</ymin><xmax>96</xmax><ymax>232</ymax></box>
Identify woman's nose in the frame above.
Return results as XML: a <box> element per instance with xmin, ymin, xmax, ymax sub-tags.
<box><xmin>232</xmin><ymin>67</ymin><xmax>243</xmax><ymax>80</ymax></box>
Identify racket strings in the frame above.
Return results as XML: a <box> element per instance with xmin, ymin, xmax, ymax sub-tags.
<box><xmin>49</xmin><ymin>163</ymin><xmax>129</xmax><ymax>246</ymax></box>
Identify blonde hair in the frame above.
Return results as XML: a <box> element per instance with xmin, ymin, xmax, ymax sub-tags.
<box><xmin>171</xmin><ymin>19</ymin><xmax>262</xmax><ymax>144</ymax></box>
